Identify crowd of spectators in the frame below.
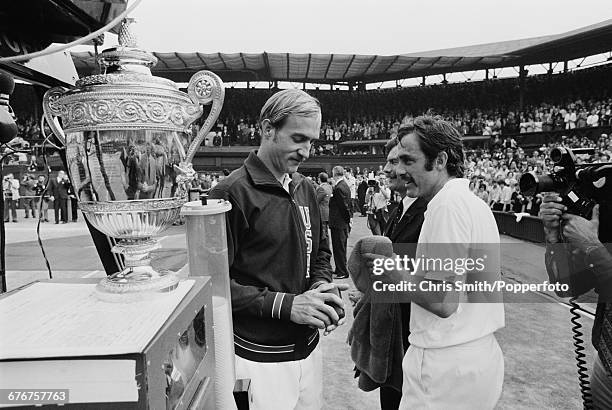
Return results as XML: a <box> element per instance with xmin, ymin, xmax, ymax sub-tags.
<box><xmin>4</xmin><ymin>63</ymin><xmax>611</xmax><ymax>225</ymax></box>
<box><xmin>203</xmin><ymin>63</ymin><xmax>611</xmax><ymax>146</ymax></box>
<box><xmin>7</xmin><ymin>64</ymin><xmax>612</xmax><ymax>153</ymax></box>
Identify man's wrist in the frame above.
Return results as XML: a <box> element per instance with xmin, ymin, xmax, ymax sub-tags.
<box><xmin>543</xmin><ymin>228</ymin><xmax>560</xmax><ymax>244</ymax></box>
<box><xmin>264</xmin><ymin>291</ymin><xmax>295</xmax><ymax>321</ymax></box>
<box><xmin>545</xmin><ymin>234</ymin><xmax>560</xmax><ymax>244</ymax></box>
<box><xmin>310</xmin><ymin>280</ymin><xmax>329</xmax><ymax>290</ymax></box>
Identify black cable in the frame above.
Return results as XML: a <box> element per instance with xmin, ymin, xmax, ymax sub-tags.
<box><xmin>36</xmin><ymin>139</ymin><xmax>54</xmax><ymax>280</ymax></box>
<box><xmin>569</xmin><ymin>296</ymin><xmax>593</xmax><ymax>409</ymax></box>
<box><xmin>0</xmin><ymin>142</ymin><xmax>58</xmax><ymax>293</ymax></box>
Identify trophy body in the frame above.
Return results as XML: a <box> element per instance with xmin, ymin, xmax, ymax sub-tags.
<box><xmin>43</xmin><ymin>19</ymin><xmax>224</xmax><ymax>300</ymax></box>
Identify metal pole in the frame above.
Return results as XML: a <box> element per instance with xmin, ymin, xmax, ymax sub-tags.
<box><xmin>519</xmin><ymin>66</ymin><xmax>526</xmax><ymax>112</ymax></box>
<box><xmin>0</xmin><ymin>172</ymin><xmax>5</xmax><ymax>293</ymax></box>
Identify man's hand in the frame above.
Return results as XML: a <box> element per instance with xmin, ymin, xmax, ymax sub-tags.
<box><xmin>561</xmin><ymin>204</ymin><xmax>601</xmax><ymax>251</ymax></box>
<box><xmin>318</xmin><ymin>282</ymin><xmax>350</xmax><ymax>336</ymax></box>
<box><xmin>539</xmin><ymin>193</ymin><xmax>566</xmax><ymax>243</ymax></box>
<box><xmin>347</xmin><ymin>289</ymin><xmax>363</xmax><ymax>306</ymax></box>
<box><xmin>290</xmin><ymin>283</ymin><xmax>348</xmax><ymax>332</ymax></box>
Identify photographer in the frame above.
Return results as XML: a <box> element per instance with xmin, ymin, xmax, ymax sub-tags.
<box><xmin>3</xmin><ymin>173</ymin><xmax>19</xmax><ymax>222</ymax></box>
<box><xmin>21</xmin><ymin>174</ymin><xmax>36</xmax><ymax>219</ymax></box>
<box><xmin>365</xmin><ymin>177</ymin><xmax>390</xmax><ymax>235</ymax></box>
<box><xmin>540</xmin><ymin>194</ymin><xmax>612</xmax><ymax>408</ymax></box>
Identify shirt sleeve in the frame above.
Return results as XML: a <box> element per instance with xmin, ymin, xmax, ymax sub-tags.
<box><xmin>309</xmin><ymin>216</ymin><xmax>334</xmax><ymax>289</ymax></box>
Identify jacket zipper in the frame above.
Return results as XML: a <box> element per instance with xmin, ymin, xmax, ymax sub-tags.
<box><xmin>287</xmin><ymin>179</ymin><xmax>308</xmax><ymax>279</ymax></box>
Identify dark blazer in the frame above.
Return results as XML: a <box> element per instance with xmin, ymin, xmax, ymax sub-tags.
<box><xmin>383</xmin><ymin>196</ymin><xmax>428</xmax><ymax>353</ymax></box>
<box><xmin>351</xmin><ymin>197</ymin><xmax>428</xmax><ymax>394</ymax></box>
<box><xmin>329</xmin><ymin>179</ymin><xmax>352</xmax><ymax>228</ymax></box>
<box><xmin>357</xmin><ymin>180</ymin><xmax>368</xmax><ymax>202</ymax></box>
<box><xmin>49</xmin><ymin>177</ymin><xmax>70</xmax><ymax>200</ymax></box>
<box><xmin>384</xmin><ymin>196</ymin><xmax>428</xmax><ymax>245</ymax></box>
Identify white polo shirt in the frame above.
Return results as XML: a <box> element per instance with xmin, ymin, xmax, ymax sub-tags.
<box><xmin>409</xmin><ymin>178</ymin><xmax>505</xmax><ymax>348</ymax></box>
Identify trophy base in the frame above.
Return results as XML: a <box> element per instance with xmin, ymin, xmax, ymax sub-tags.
<box><xmin>94</xmin><ymin>266</ymin><xmax>180</xmax><ymax>303</ymax></box>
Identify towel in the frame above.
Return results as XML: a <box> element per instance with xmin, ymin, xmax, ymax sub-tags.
<box><xmin>347</xmin><ymin>235</ymin><xmax>393</xmax><ymax>293</ymax></box>
<box><xmin>347</xmin><ymin>236</ymin><xmax>404</xmax><ymax>393</ymax></box>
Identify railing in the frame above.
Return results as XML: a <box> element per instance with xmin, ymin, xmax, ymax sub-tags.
<box><xmin>501</xmin><ymin>125</ymin><xmax>612</xmax><ymax>149</ymax></box>
<box><xmin>493</xmin><ymin>211</ymin><xmax>545</xmax><ymax>243</ymax></box>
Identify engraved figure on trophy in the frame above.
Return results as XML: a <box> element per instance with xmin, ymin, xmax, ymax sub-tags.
<box><xmin>65</xmin><ymin>134</ymin><xmax>94</xmax><ymax>202</ymax></box>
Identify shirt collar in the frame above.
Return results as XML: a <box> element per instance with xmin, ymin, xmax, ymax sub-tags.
<box><xmin>244</xmin><ymin>151</ymin><xmax>303</xmax><ymax>190</ymax></box>
<box><xmin>402</xmin><ymin>195</ymin><xmax>417</xmax><ymax>212</ymax></box>
<box><xmin>279</xmin><ymin>173</ymin><xmax>291</xmax><ymax>193</ymax></box>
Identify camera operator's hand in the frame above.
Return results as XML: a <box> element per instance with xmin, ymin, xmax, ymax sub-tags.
<box><xmin>561</xmin><ymin>204</ymin><xmax>601</xmax><ymax>252</ymax></box>
<box><xmin>290</xmin><ymin>284</ymin><xmax>347</xmax><ymax>331</ymax></box>
<box><xmin>539</xmin><ymin>193</ymin><xmax>566</xmax><ymax>243</ymax></box>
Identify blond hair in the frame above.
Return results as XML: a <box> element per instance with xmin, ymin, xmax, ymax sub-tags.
<box><xmin>259</xmin><ymin>89</ymin><xmax>320</xmax><ymax>129</ymax></box>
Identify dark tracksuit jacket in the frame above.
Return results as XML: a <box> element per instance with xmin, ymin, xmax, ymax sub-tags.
<box><xmin>209</xmin><ymin>152</ymin><xmax>334</xmax><ymax>362</ymax></box>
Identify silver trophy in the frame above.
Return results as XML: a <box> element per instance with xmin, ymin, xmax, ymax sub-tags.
<box><xmin>42</xmin><ymin>19</ymin><xmax>224</xmax><ymax>300</ymax></box>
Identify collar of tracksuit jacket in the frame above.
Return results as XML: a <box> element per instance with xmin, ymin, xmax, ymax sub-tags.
<box><xmin>244</xmin><ymin>151</ymin><xmax>304</xmax><ymax>193</ymax></box>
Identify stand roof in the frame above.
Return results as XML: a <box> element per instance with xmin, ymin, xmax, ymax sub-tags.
<box><xmin>71</xmin><ymin>19</ymin><xmax>612</xmax><ymax>84</ymax></box>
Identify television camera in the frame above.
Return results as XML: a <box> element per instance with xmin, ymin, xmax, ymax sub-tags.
<box><xmin>519</xmin><ymin>147</ymin><xmax>612</xmax><ymax>218</ymax></box>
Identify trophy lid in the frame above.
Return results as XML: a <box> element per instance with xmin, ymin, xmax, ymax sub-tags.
<box><xmin>77</xmin><ymin>18</ymin><xmax>162</xmax><ymax>86</ymax></box>
<box><xmin>96</xmin><ymin>18</ymin><xmax>158</xmax><ymax>73</ymax></box>
<box><xmin>49</xmin><ymin>18</ymin><xmax>203</xmax><ymax>133</ymax></box>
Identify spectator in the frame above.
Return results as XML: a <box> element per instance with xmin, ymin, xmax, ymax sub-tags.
<box><xmin>316</xmin><ymin>172</ymin><xmax>333</xmax><ymax>240</ymax></box>
<box><xmin>329</xmin><ymin>165</ymin><xmax>352</xmax><ymax>280</ymax></box>
<box><xmin>364</xmin><ymin>179</ymin><xmax>390</xmax><ymax>235</ymax></box>
<box><xmin>3</xmin><ymin>173</ymin><xmax>19</xmax><ymax>223</ymax></box>
<box><xmin>20</xmin><ymin>173</ymin><xmax>36</xmax><ymax>219</ymax></box>
<box><xmin>33</xmin><ymin>175</ymin><xmax>49</xmax><ymax>222</ymax></box>
<box><xmin>49</xmin><ymin>170</ymin><xmax>70</xmax><ymax>224</ymax></box>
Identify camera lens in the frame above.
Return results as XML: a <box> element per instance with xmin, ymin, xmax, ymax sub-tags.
<box><xmin>550</xmin><ymin>147</ymin><xmax>565</xmax><ymax>164</ymax></box>
<box><xmin>519</xmin><ymin>173</ymin><xmax>538</xmax><ymax>196</ymax></box>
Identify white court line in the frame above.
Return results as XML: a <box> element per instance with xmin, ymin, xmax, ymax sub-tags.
<box><xmin>555</xmin><ymin>301</ymin><xmax>595</xmax><ymax>320</ymax></box>
<box><xmin>81</xmin><ymin>270</ymin><xmax>103</xmax><ymax>278</ymax></box>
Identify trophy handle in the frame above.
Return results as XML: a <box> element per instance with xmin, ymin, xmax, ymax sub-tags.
<box><xmin>184</xmin><ymin>70</ymin><xmax>225</xmax><ymax>164</ymax></box>
<box><xmin>42</xmin><ymin>87</ymin><xmax>67</xmax><ymax>146</ymax></box>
